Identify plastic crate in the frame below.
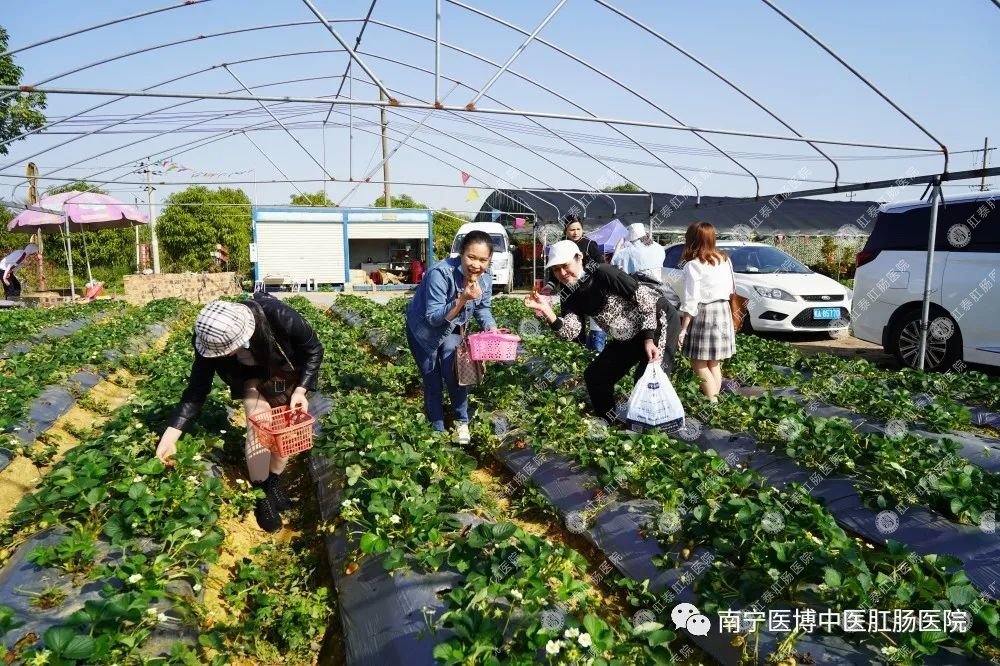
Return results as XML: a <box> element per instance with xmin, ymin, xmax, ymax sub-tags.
<box><xmin>468</xmin><ymin>330</ymin><xmax>521</xmax><ymax>361</ymax></box>
<box><xmin>248</xmin><ymin>406</ymin><xmax>314</xmax><ymax>457</ymax></box>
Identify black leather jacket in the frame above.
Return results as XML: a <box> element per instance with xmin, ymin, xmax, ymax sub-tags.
<box><xmin>167</xmin><ymin>294</ymin><xmax>324</xmax><ymax>432</ymax></box>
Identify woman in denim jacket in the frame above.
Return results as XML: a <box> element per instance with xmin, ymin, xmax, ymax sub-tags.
<box><xmin>405</xmin><ymin>230</ymin><xmax>497</xmax><ymax>443</ymax></box>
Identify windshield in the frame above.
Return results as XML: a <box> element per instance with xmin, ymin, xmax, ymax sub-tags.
<box><xmin>452</xmin><ymin>233</ymin><xmax>508</xmax><ymax>254</ymax></box>
<box><xmin>725</xmin><ymin>246</ymin><xmax>811</xmax><ymax>274</ymax></box>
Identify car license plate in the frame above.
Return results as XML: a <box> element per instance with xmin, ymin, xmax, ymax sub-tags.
<box><xmin>813</xmin><ymin>308</ymin><xmax>840</xmax><ymax>320</ymax></box>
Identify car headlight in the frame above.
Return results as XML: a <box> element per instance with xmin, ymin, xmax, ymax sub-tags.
<box><xmin>753</xmin><ymin>286</ymin><xmax>796</xmax><ymax>301</ymax></box>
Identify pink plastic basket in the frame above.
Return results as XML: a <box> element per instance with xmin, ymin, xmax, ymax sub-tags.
<box><xmin>468</xmin><ymin>330</ymin><xmax>521</xmax><ymax>361</ymax></box>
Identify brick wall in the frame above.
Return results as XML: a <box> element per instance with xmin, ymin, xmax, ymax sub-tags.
<box><xmin>123</xmin><ymin>272</ymin><xmax>240</xmax><ymax>305</ymax></box>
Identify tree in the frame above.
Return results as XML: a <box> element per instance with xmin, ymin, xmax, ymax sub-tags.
<box><xmin>0</xmin><ymin>26</ymin><xmax>46</xmax><ymax>156</ymax></box>
<box><xmin>290</xmin><ymin>191</ymin><xmax>335</xmax><ymax>207</ymax></box>
<box><xmin>432</xmin><ymin>210</ymin><xmax>467</xmax><ymax>258</ymax></box>
<box><xmin>602</xmin><ymin>182</ymin><xmax>641</xmax><ymax>193</ymax></box>
<box><xmin>156</xmin><ymin>186</ymin><xmax>253</xmax><ymax>276</ymax></box>
<box><xmin>373</xmin><ymin>193</ymin><xmax>423</xmax><ymax>209</ymax></box>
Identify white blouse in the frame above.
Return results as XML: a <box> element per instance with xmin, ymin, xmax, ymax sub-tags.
<box><xmin>681</xmin><ymin>257</ymin><xmax>734</xmax><ymax>317</ymax></box>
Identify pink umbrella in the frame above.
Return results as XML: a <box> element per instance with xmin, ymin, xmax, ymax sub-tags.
<box><xmin>8</xmin><ymin>191</ymin><xmax>148</xmax><ymax>298</ymax></box>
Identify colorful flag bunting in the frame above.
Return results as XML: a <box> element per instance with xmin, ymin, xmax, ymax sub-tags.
<box><xmin>466</xmin><ymin>188</ymin><xmax>480</xmax><ymax>202</ymax></box>
<box><xmin>460</xmin><ymin>171</ymin><xmax>471</xmax><ymax>184</ymax></box>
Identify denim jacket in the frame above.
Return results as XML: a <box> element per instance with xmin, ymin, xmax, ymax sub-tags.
<box><xmin>405</xmin><ymin>256</ymin><xmax>496</xmax><ymax>355</ymax></box>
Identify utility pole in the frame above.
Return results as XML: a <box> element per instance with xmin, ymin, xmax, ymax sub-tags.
<box><xmin>380</xmin><ymin>89</ymin><xmax>391</xmax><ymax>207</ymax></box>
<box><xmin>141</xmin><ymin>161</ymin><xmax>161</xmax><ymax>274</ymax></box>
<box><xmin>25</xmin><ymin>162</ymin><xmax>45</xmax><ymax>291</ymax></box>
<box><xmin>981</xmin><ymin>137</ymin><xmax>990</xmax><ymax>192</ymax></box>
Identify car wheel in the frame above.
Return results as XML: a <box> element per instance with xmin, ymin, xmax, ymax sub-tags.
<box><xmin>889</xmin><ymin>309</ymin><xmax>961</xmax><ymax>372</ymax></box>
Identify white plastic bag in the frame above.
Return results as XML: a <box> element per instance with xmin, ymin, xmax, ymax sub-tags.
<box><xmin>624</xmin><ymin>363</ymin><xmax>685</xmax><ymax>433</ymax></box>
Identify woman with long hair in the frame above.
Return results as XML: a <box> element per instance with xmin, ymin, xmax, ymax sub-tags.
<box><xmin>678</xmin><ymin>222</ymin><xmax>736</xmax><ymax>402</ymax></box>
<box><xmin>156</xmin><ymin>295</ymin><xmax>324</xmax><ymax>532</ymax></box>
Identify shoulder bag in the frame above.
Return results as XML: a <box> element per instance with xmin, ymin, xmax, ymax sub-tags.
<box><xmin>455</xmin><ymin>324</ymin><xmax>486</xmax><ymax>386</ymax></box>
<box><xmin>727</xmin><ymin>258</ymin><xmax>749</xmax><ymax>334</ymax></box>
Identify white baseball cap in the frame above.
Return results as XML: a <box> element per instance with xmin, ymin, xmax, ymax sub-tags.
<box><xmin>544</xmin><ymin>240</ymin><xmax>583</xmax><ymax>269</ymax></box>
<box><xmin>627</xmin><ymin>223</ymin><xmax>647</xmax><ymax>242</ymax></box>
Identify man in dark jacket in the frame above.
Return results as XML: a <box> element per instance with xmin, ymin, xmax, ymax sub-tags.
<box><xmin>155</xmin><ymin>294</ymin><xmax>324</xmax><ymax>533</ymax></box>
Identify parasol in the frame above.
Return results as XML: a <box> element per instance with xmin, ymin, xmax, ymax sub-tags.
<box><xmin>7</xmin><ymin>191</ymin><xmax>148</xmax><ymax>298</ymax></box>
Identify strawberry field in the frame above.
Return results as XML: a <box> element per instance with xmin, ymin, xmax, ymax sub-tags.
<box><xmin>0</xmin><ymin>296</ymin><xmax>996</xmax><ymax>665</ymax></box>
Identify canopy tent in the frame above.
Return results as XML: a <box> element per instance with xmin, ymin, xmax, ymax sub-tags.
<box><xmin>587</xmin><ymin>218</ymin><xmax>628</xmax><ymax>253</ymax></box>
<box><xmin>477</xmin><ymin>188</ymin><xmax>876</xmax><ymax>235</ymax></box>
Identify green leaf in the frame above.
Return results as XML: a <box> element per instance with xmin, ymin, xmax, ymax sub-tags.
<box><xmin>946</xmin><ymin>584</ymin><xmax>977</xmax><ymax>607</ymax></box>
<box><xmin>43</xmin><ymin>626</ymin><xmax>95</xmax><ymax>659</ymax></box>
<box><xmin>976</xmin><ymin>605</ymin><xmax>999</xmax><ymax>626</ymax></box>
<box><xmin>646</xmin><ymin>629</ymin><xmax>675</xmax><ymax>647</ymax></box>
<box><xmin>360</xmin><ymin>532</ymin><xmax>388</xmax><ymax>554</ymax></box>
<box><xmin>634</xmin><ymin>621</ymin><xmax>664</xmax><ymax>634</ymax></box>
<box><xmin>824</xmin><ymin>568</ymin><xmax>842</xmax><ymax>589</ymax></box>
<box><xmin>490</xmin><ymin>523</ymin><xmax>516</xmax><ymax>541</ymax></box>
<box><xmin>383</xmin><ymin>549</ymin><xmax>406</xmax><ymax>571</ymax></box>
<box><xmin>136</xmin><ymin>458</ymin><xmax>165</xmax><ymax>475</ymax></box>
<box><xmin>950</xmin><ymin>497</ymin><xmax>964</xmax><ymax>516</ymax></box>
<box><xmin>128</xmin><ymin>483</ymin><xmax>147</xmax><ymax>501</ymax></box>
<box><xmin>692</xmin><ymin>505</ymin><xmax>710</xmax><ymax>522</ymax></box>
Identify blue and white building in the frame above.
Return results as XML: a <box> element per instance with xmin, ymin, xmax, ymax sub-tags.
<box><xmin>251</xmin><ymin>206</ymin><xmax>433</xmax><ymax>287</ymax></box>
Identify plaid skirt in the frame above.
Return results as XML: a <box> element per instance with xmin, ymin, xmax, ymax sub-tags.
<box><xmin>682</xmin><ymin>299</ymin><xmax>736</xmax><ymax>361</ymax></box>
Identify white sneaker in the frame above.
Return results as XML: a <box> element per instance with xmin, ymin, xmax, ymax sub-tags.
<box><xmin>456</xmin><ymin>423</ymin><xmax>470</xmax><ymax>445</ymax></box>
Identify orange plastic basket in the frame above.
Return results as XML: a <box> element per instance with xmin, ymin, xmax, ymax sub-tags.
<box><xmin>248</xmin><ymin>406</ymin><xmax>315</xmax><ymax>457</ymax></box>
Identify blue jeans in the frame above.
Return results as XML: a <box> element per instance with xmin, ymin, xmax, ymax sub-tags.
<box><xmin>405</xmin><ymin>324</ymin><xmax>469</xmax><ymax>432</ymax></box>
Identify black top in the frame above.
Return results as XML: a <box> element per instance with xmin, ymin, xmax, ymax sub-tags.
<box><xmin>550</xmin><ymin>264</ymin><xmax>661</xmax><ymax>342</ymax></box>
<box><xmin>575</xmin><ymin>237</ymin><xmax>605</xmax><ymax>266</ymax></box>
<box><xmin>167</xmin><ymin>294</ymin><xmax>324</xmax><ymax>432</ymax></box>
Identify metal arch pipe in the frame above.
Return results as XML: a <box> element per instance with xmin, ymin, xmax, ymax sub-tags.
<box><xmin>759</xmin><ymin>0</ymin><xmax>948</xmax><ymax>176</ymax></box>
<box><xmin>224</xmin><ymin>65</ymin><xmax>338</xmax><ymax>181</ymax></box>
<box><xmin>349</xmin><ymin>40</ymin><xmax>646</xmax><ymax>213</ymax></box>
<box><xmin>594</xmin><ymin>0</ymin><xmax>841</xmax><ymax>190</ymax></box>
<box><xmin>465</xmin><ymin>0</ymin><xmax>568</xmax><ymax>109</ymax></box>
<box><xmin>378</xmin><ymin>17</ymin><xmax>695</xmax><ymax>199</ymax></box>
<box><xmin>359</xmin><ymin>80</ymin><xmax>591</xmax><ymax>215</ymax></box>
<box><xmin>0</xmin><ymin>18</ymin><xmax>364</xmax><ymax>106</ymax></box>
<box><xmin>240</xmin><ymin>131</ymin><xmax>306</xmax><ymax>196</ymax></box>
<box><xmin>0</xmin><ymin>0</ymin><xmax>214</xmax><ymax>58</ymax></box>
<box><xmin>298</xmin><ymin>0</ymin><xmax>394</xmax><ymax>102</ymax></box>
<box><xmin>323</xmin><ymin>0</ymin><xmax>379</xmax><ymax>125</ymax></box>
<box><xmin>445</xmin><ymin>0</ymin><xmax>760</xmax><ymax>197</ymax></box>
<box><xmin>0</xmin><ymin>85</ymin><xmax>943</xmax><ymax>152</ymax></box>
<box><xmin>435</xmin><ymin>0</ymin><xmax>442</xmax><ymax>105</ymax></box>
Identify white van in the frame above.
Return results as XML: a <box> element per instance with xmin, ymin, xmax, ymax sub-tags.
<box><xmin>853</xmin><ymin>191</ymin><xmax>999</xmax><ymax>371</ymax></box>
<box><xmin>450</xmin><ymin>222</ymin><xmax>515</xmax><ymax>293</ymax></box>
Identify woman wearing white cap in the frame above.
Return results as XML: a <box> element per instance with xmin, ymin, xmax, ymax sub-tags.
<box><xmin>155</xmin><ymin>295</ymin><xmax>324</xmax><ymax>533</ymax></box>
<box><xmin>611</xmin><ymin>223</ymin><xmax>665</xmax><ymax>282</ymax></box>
<box><xmin>524</xmin><ymin>240</ymin><xmax>681</xmax><ymax>422</ymax></box>
<box><xmin>0</xmin><ymin>243</ymin><xmax>39</xmax><ymax>301</ymax></box>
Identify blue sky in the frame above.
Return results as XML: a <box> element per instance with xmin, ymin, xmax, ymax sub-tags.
<box><xmin>1</xmin><ymin>0</ymin><xmax>997</xmax><ymax>216</ymax></box>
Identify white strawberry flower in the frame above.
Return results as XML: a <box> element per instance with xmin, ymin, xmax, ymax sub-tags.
<box><xmin>563</xmin><ymin>627</ymin><xmax>579</xmax><ymax>639</ymax></box>
<box><xmin>127</xmin><ymin>573</ymin><xmax>143</xmax><ymax>584</ymax></box>
<box><xmin>190</xmin><ymin>528</ymin><xmax>203</xmax><ymax>538</ymax></box>
<box><xmin>578</xmin><ymin>632</ymin><xmax>592</xmax><ymax>648</ymax></box>
<box><xmin>545</xmin><ymin>640</ymin><xmax>563</xmax><ymax>655</ymax></box>
<box><xmin>389</xmin><ymin>514</ymin><xmax>401</xmax><ymax>525</ymax></box>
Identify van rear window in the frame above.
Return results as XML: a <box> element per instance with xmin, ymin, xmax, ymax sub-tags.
<box><xmin>865</xmin><ymin>201</ymin><xmax>999</xmax><ymax>253</ymax></box>
<box><xmin>452</xmin><ymin>233</ymin><xmax>508</xmax><ymax>253</ymax></box>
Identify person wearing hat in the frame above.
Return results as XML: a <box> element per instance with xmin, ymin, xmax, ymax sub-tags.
<box><xmin>611</xmin><ymin>223</ymin><xmax>666</xmax><ymax>282</ymax></box>
<box><xmin>155</xmin><ymin>294</ymin><xmax>324</xmax><ymax>533</ymax></box>
<box><xmin>406</xmin><ymin>230</ymin><xmax>497</xmax><ymax>444</ymax></box>
<box><xmin>1</xmin><ymin>243</ymin><xmax>39</xmax><ymax>301</ymax></box>
<box><xmin>524</xmin><ymin>240</ymin><xmax>681</xmax><ymax>423</ymax></box>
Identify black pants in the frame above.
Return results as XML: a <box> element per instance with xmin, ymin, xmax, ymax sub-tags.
<box><xmin>3</xmin><ymin>274</ymin><xmax>21</xmax><ymax>300</ymax></box>
<box><xmin>583</xmin><ymin>298</ymin><xmax>681</xmax><ymax>422</ymax></box>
